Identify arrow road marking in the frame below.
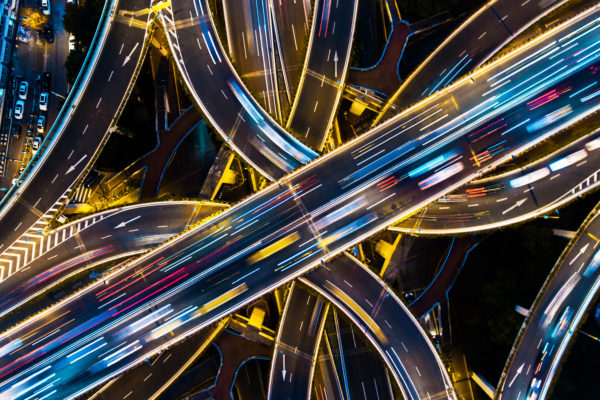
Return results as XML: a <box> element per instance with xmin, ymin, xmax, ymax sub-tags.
<box><xmin>282</xmin><ymin>353</ymin><xmax>287</xmax><ymax>381</ymax></box>
<box><xmin>508</xmin><ymin>363</ymin><xmax>524</xmax><ymax>387</ymax></box>
<box><xmin>569</xmin><ymin>243</ymin><xmax>589</xmax><ymax>265</ymax></box>
<box><xmin>114</xmin><ymin>215</ymin><xmax>141</xmax><ymax>229</ymax></box>
<box><xmin>502</xmin><ymin>198</ymin><xmax>527</xmax><ymax>215</ymax></box>
<box><xmin>333</xmin><ymin>51</ymin><xmax>339</xmax><ymax>78</ymax></box>
<box><xmin>123</xmin><ymin>42</ymin><xmax>140</xmax><ymax>67</ymax></box>
<box><xmin>66</xmin><ymin>154</ymin><xmax>88</xmax><ymax>174</ymax></box>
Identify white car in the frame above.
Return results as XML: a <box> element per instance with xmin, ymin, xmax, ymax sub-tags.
<box><xmin>32</xmin><ymin>135</ymin><xmax>43</xmax><ymax>153</ymax></box>
<box><xmin>69</xmin><ymin>35</ymin><xmax>76</xmax><ymax>52</ymax></box>
<box><xmin>14</xmin><ymin>100</ymin><xmax>24</xmax><ymax>120</ymax></box>
<box><xmin>41</xmin><ymin>0</ymin><xmax>51</xmax><ymax>15</ymax></box>
<box><xmin>18</xmin><ymin>81</ymin><xmax>28</xmax><ymax>100</ymax></box>
<box><xmin>36</xmin><ymin>115</ymin><xmax>46</xmax><ymax>134</ymax></box>
<box><xmin>39</xmin><ymin>92</ymin><xmax>48</xmax><ymax>111</ymax></box>
<box><xmin>67</xmin><ymin>0</ymin><xmax>76</xmax><ymax>3</ymax></box>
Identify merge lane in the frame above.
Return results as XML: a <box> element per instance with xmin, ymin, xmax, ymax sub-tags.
<box><xmin>395</xmin><ymin>129</ymin><xmax>600</xmax><ymax>233</ymax></box>
<box><xmin>165</xmin><ymin>0</ymin><xmax>317</xmax><ymax>180</ymax></box>
<box><xmin>0</xmin><ymin>0</ymin><xmax>151</xmax><ymax>259</ymax></box>
<box><xmin>0</xmin><ymin>202</ymin><xmax>220</xmax><ymax>321</ymax></box>
<box><xmin>2</xmin><ymin>10</ymin><xmax>600</xmax><ymax>399</ymax></box>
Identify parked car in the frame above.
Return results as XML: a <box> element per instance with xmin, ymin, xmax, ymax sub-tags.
<box><xmin>14</xmin><ymin>100</ymin><xmax>24</xmax><ymax>120</ymax></box>
<box><xmin>69</xmin><ymin>35</ymin><xmax>76</xmax><ymax>52</ymax></box>
<box><xmin>36</xmin><ymin>115</ymin><xmax>46</xmax><ymax>134</ymax></box>
<box><xmin>43</xmin><ymin>24</ymin><xmax>54</xmax><ymax>43</ymax></box>
<box><xmin>32</xmin><ymin>135</ymin><xmax>43</xmax><ymax>153</ymax></box>
<box><xmin>18</xmin><ymin>81</ymin><xmax>28</xmax><ymax>100</ymax></box>
<box><xmin>67</xmin><ymin>0</ymin><xmax>76</xmax><ymax>4</ymax></box>
<box><xmin>39</xmin><ymin>92</ymin><xmax>48</xmax><ymax>111</ymax></box>
<box><xmin>41</xmin><ymin>0</ymin><xmax>51</xmax><ymax>15</ymax></box>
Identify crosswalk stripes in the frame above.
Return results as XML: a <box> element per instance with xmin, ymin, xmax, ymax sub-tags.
<box><xmin>0</xmin><ymin>185</ymin><xmax>109</xmax><ymax>283</ymax></box>
<box><xmin>71</xmin><ymin>186</ymin><xmax>93</xmax><ymax>203</ymax></box>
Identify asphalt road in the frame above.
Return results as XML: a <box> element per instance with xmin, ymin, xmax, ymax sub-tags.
<box><xmin>0</xmin><ymin>201</ymin><xmax>225</xmax><ymax>322</ymax></box>
<box><xmin>272</xmin><ymin>0</ymin><xmax>312</xmax><ymax>106</ymax></box>
<box><xmin>267</xmin><ymin>282</ymin><xmax>328</xmax><ymax>400</ymax></box>
<box><xmin>0</xmin><ymin>0</ymin><xmax>152</xmax><ymax>275</ymax></box>
<box><xmin>2</xmin><ymin>9</ymin><xmax>600</xmax><ymax>399</ymax></box>
<box><xmin>394</xmin><ymin>128</ymin><xmax>600</xmax><ymax>234</ymax></box>
<box><xmin>161</xmin><ymin>0</ymin><xmax>317</xmax><ymax>180</ymax></box>
<box><xmin>377</xmin><ymin>0</ymin><xmax>570</xmax><ymax>123</ymax></box>
<box><xmin>286</xmin><ymin>0</ymin><xmax>359</xmax><ymax>150</ymax></box>
<box><xmin>497</xmin><ymin>204</ymin><xmax>600</xmax><ymax>400</ymax></box>
<box><xmin>301</xmin><ymin>253</ymin><xmax>454</xmax><ymax>400</ymax></box>
<box><xmin>89</xmin><ymin>323</ymin><xmax>220</xmax><ymax>400</ymax></box>
<box><xmin>223</xmin><ymin>0</ymin><xmax>280</xmax><ymax>119</ymax></box>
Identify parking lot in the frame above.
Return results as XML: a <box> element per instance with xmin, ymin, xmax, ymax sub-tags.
<box><xmin>0</xmin><ymin>0</ymin><xmax>68</xmax><ymax>192</ymax></box>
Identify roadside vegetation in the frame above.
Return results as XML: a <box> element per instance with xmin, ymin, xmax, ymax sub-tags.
<box><xmin>63</xmin><ymin>0</ymin><xmax>106</xmax><ymax>84</ymax></box>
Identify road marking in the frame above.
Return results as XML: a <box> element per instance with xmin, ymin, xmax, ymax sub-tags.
<box><xmin>122</xmin><ymin>42</ymin><xmax>140</xmax><ymax>67</ymax></box>
<box><xmin>82</xmin><ymin>124</ymin><xmax>88</xmax><ymax>135</ymax></box>
<box><xmin>119</xmin><ymin>43</ymin><xmax>124</xmax><ymax>54</ymax></box>
<box><xmin>66</xmin><ymin>155</ymin><xmax>88</xmax><ymax>174</ymax></box>
<box><xmin>114</xmin><ymin>215</ymin><xmax>141</xmax><ymax>229</ymax></box>
<box><xmin>108</xmin><ymin>70</ymin><xmax>114</xmax><ymax>82</ymax></box>
<box><xmin>291</xmin><ymin>24</ymin><xmax>298</xmax><ymax>50</ymax></box>
<box><xmin>96</xmin><ymin>98</ymin><xmax>102</xmax><ymax>109</ymax></box>
<box><xmin>206</xmin><ymin>64</ymin><xmax>213</xmax><ymax>75</ymax></box>
<box><xmin>221</xmin><ymin>90</ymin><xmax>228</xmax><ymax>99</ymax></box>
<box><xmin>313</xmin><ymin>101</ymin><xmax>318</xmax><ymax>112</ymax></box>
<box><xmin>67</xmin><ymin>149</ymin><xmax>74</xmax><ymax>159</ymax></box>
<box><xmin>51</xmin><ymin>174</ymin><xmax>58</xmax><ymax>183</ymax></box>
<box><xmin>502</xmin><ymin>198</ymin><xmax>527</xmax><ymax>214</ymax></box>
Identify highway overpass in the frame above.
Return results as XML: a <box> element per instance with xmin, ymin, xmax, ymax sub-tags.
<box><xmin>2</xmin><ymin>5</ymin><xmax>600</xmax><ymax>399</ymax></box>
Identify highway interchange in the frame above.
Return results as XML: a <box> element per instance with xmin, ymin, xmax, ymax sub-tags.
<box><xmin>1</xmin><ymin>0</ymin><xmax>600</xmax><ymax>399</ymax></box>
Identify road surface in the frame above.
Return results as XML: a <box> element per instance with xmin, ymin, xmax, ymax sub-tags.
<box><xmin>1</xmin><ymin>10</ymin><xmax>600</xmax><ymax>398</ymax></box>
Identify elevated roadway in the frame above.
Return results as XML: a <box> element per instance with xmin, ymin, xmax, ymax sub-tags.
<box><xmin>160</xmin><ymin>0</ymin><xmax>317</xmax><ymax>180</ymax></box>
<box><xmin>377</xmin><ymin>0</ymin><xmax>570</xmax><ymax>123</ymax></box>
<box><xmin>0</xmin><ymin>0</ymin><xmax>153</xmax><ymax>275</ymax></box>
<box><xmin>223</xmin><ymin>0</ymin><xmax>281</xmax><ymax>119</ymax></box>
<box><xmin>497</xmin><ymin>201</ymin><xmax>600</xmax><ymax>400</ymax></box>
<box><xmin>267</xmin><ymin>282</ymin><xmax>328</xmax><ymax>400</ymax></box>
<box><xmin>394</xmin><ymin>129</ymin><xmax>600</xmax><ymax>234</ymax></box>
<box><xmin>286</xmin><ymin>0</ymin><xmax>359</xmax><ymax>150</ymax></box>
<box><xmin>0</xmin><ymin>201</ymin><xmax>226</xmax><ymax>322</ymax></box>
<box><xmin>1</xmin><ymin>9</ymin><xmax>600</xmax><ymax>399</ymax></box>
<box><xmin>272</xmin><ymin>0</ymin><xmax>313</xmax><ymax>106</ymax></box>
<box><xmin>301</xmin><ymin>253</ymin><xmax>455</xmax><ymax>400</ymax></box>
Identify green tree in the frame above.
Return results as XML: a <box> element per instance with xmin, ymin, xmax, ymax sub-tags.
<box><xmin>64</xmin><ymin>50</ymin><xmax>86</xmax><ymax>84</ymax></box>
<box><xmin>62</xmin><ymin>0</ymin><xmax>105</xmax><ymax>46</ymax></box>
